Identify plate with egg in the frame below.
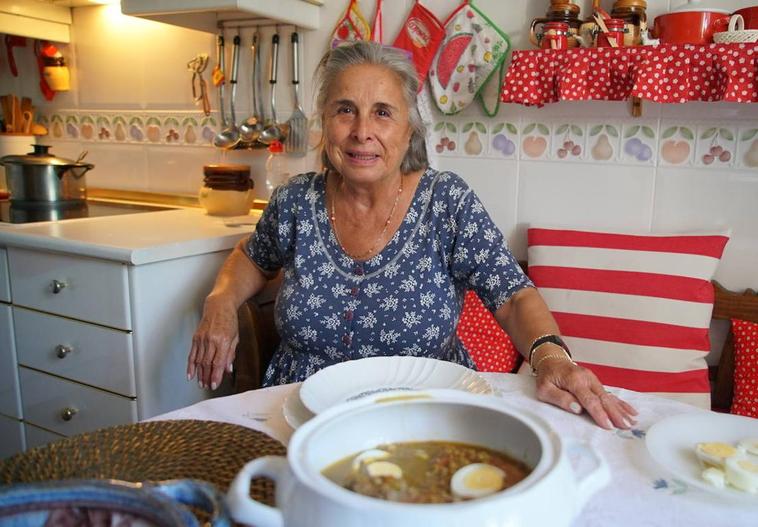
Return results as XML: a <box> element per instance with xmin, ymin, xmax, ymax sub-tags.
<box><xmin>646</xmin><ymin>412</ymin><xmax>758</xmax><ymax>501</ymax></box>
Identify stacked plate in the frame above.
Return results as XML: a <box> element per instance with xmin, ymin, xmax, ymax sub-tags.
<box><xmin>283</xmin><ymin>356</ymin><xmax>493</xmax><ymax>430</ymax></box>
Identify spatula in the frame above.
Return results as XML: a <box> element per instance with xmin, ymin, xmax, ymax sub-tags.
<box><xmin>285</xmin><ymin>31</ymin><xmax>307</xmax><ymax>157</ymax></box>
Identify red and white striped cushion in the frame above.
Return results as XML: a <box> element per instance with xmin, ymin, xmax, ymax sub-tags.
<box><xmin>527</xmin><ymin>227</ymin><xmax>729</xmax><ymax>409</ymax></box>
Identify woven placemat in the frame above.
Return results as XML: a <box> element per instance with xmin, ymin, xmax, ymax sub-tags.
<box><xmin>0</xmin><ymin>420</ymin><xmax>286</xmax><ymax>505</ymax></box>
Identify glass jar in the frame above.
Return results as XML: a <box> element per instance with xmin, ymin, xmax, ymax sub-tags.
<box><xmin>198</xmin><ymin>164</ymin><xmax>255</xmax><ymax>216</ymax></box>
<box><xmin>611</xmin><ymin>0</ymin><xmax>648</xmax><ymax>46</ymax></box>
<box><xmin>596</xmin><ymin>18</ymin><xmax>626</xmax><ymax>47</ymax></box>
<box><xmin>530</xmin><ymin>1</ymin><xmax>583</xmax><ymax>48</ymax></box>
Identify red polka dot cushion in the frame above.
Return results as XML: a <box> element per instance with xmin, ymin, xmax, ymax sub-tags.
<box><xmin>457</xmin><ymin>290</ymin><xmax>520</xmax><ymax>373</ymax></box>
<box><xmin>527</xmin><ymin>227</ymin><xmax>729</xmax><ymax>409</ymax></box>
<box><xmin>731</xmin><ymin>318</ymin><xmax>758</xmax><ymax>419</ymax></box>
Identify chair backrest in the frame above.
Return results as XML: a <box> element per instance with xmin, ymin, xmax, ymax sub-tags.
<box><xmin>233</xmin><ymin>272</ymin><xmax>282</xmax><ymax>392</ymax></box>
<box><xmin>710</xmin><ymin>281</ymin><xmax>758</xmax><ymax>411</ymax></box>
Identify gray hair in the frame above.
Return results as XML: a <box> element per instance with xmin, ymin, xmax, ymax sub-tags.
<box><xmin>314</xmin><ymin>41</ymin><xmax>428</xmax><ymax>174</ymax></box>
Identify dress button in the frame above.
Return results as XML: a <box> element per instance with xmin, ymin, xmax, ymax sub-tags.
<box><xmin>342</xmin><ymin>334</ymin><xmax>352</xmax><ymax>345</ymax></box>
<box><xmin>344</xmin><ymin>310</ymin><xmax>353</xmax><ymax>321</ymax></box>
<box><xmin>350</xmin><ymin>287</ymin><xmax>359</xmax><ymax>296</ymax></box>
<box><xmin>354</xmin><ymin>266</ymin><xmax>364</xmax><ymax>276</ymax></box>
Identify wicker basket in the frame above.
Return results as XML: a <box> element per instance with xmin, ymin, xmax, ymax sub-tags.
<box><xmin>713</xmin><ymin>14</ymin><xmax>758</xmax><ymax>44</ymax></box>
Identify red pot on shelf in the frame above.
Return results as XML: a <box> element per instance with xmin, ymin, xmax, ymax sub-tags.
<box><xmin>652</xmin><ymin>3</ymin><xmax>729</xmax><ymax>44</ymax></box>
<box><xmin>734</xmin><ymin>6</ymin><xmax>758</xmax><ymax>30</ymax></box>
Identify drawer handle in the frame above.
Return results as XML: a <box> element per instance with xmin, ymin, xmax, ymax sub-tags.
<box><xmin>60</xmin><ymin>407</ymin><xmax>78</xmax><ymax>421</ymax></box>
<box><xmin>51</xmin><ymin>280</ymin><xmax>67</xmax><ymax>294</ymax></box>
<box><xmin>56</xmin><ymin>345</ymin><xmax>73</xmax><ymax>359</ymax></box>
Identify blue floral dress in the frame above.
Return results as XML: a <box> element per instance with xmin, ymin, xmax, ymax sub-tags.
<box><xmin>245</xmin><ymin>167</ymin><xmax>533</xmax><ymax>386</ymax></box>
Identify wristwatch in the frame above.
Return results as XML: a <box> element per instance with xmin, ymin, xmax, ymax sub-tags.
<box><xmin>528</xmin><ymin>334</ymin><xmax>571</xmax><ymax>364</ymax></box>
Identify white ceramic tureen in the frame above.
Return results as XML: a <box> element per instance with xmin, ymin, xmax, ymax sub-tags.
<box><xmin>226</xmin><ymin>389</ymin><xmax>610</xmax><ymax>527</ymax></box>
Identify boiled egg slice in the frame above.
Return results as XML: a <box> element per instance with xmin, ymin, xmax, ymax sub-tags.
<box><xmin>737</xmin><ymin>438</ymin><xmax>758</xmax><ymax>457</ymax></box>
<box><xmin>365</xmin><ymin>461</ymin><xmax>403</xmax><ymax>479</ymax></box>
<box><xmin>450</xmin><ymin>463</ymin><xmax>506</xmax><ymax>500</ymax></box>
<box><xmin>694</xmin><ymin>442</ymin><xmax>740</xmax><ymax>469</ymax></box>
<box><xmin>725</xmin><ymin>456</ymin><xmax>758</xmax><ymax>493</ymax></box>
<box><xmin>701</xmin><ymin>467</ymin><xmax>726</xmax><ymax>489</ymax></box>
<box><xmin>351</xmin><ymin>449</ymin><xmax>390</xmax><ymax>471</ymax></box>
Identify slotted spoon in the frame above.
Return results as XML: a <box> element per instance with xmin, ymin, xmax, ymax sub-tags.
<box><xmin>285</xmin><ymin>31</ymin><xmax>307</xmax><ymax>156</ymax></box>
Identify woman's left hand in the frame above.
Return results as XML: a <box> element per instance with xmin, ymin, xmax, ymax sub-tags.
<box><xmin>534</xmin><ymin>357</ymin><xmax>638</xmax><ymax>430</ymax></box>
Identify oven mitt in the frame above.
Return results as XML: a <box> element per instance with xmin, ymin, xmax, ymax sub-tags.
<box><xmin>331</xmin><ymin>0</ymin><xmax>371</xmax><ymax>49</ymax></box>
<box><xmin>429</xmin><ymin>0</ymin><xmax>510</xmax><ymax>115</ymax></box>
<box><xmin>392</xmin><ymin>1</ymin><xmax>445</xmax><ymax>93</ymax></box>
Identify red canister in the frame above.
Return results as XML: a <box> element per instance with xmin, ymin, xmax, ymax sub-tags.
<box><xmin>541</xmin><ymin>21</ymin><xmax>570</xmax><ymax>49</ymax></box>
<box><xmin>596</xmin><ymin>18</ymin><xmax>626</xmax><ymax>47</ymax></box>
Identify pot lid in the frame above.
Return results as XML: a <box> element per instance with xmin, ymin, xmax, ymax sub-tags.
<box><xmin>670</xmin><ymin>0</ymin><xmax>729</xmax><ymax>14</ymax></box>
<box><xmin>1</xmin><ymin>144</ymin><xmax>87</xmax><ymax>166</ymax></box>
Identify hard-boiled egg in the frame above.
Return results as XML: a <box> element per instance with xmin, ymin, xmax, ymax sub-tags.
<box><xmin>365</xmin><ymin>461</ymin><xmax>403</xmax><ymax>479</ymax></box>
<box><xmin>351</xmin><ymin>449</ymin><xmax>390</xmax><ymax>471</ymax></box>
<box><xmin>450</xmin><ymin>463</ymin><xmax>506</xmax><ymax>500</ymax></box>
<box><xmin>738</xmin><ymin>438</ymin><xmax>758</xmax><ymax>457</ymax></box>
<box><xmin>701</xmin><ymin>467</ymin><xmax>726</xmax><ymax>489</ymax></box>
<box><xmin>725</xmin><ymin>456</ymin><xmax>758</xmax><ymax>493</ymax></box>
<box><xmin>694</xmin><ymin>442</ymin><xmax>740</xmax><ymax>469</ymax></box>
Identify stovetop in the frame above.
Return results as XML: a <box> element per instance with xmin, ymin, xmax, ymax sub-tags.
<box><xmin>0</xmin><ymin>199</ymin><xmax>173</xmax><ymax>224</ymax></box>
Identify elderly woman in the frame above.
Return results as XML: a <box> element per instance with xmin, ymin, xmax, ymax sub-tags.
<box><xmin>187</xmin><ymin>41</ymin><xmax>637</xmax><ymax>430</ymax></box>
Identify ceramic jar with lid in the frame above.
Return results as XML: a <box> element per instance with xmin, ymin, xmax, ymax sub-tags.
<box><xmin>198</xmin><ymin>164</ymin><xmax>255</xmax><ymax>216</ymax></box>
<box><xmin>530</xmin><ymin>1</ymin><xmax>583</xmax><ymax>48</ymax></box>
<box><xmin>611</xmin><ymin>0</ymin><xmax>648</xmax><ymax>46</ymax></box>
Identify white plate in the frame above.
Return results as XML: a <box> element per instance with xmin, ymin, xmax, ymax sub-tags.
<box><xmin>299</xmin><ymin>356</ymin><xmax>493</xmax><ymax>415</ymax></box>
<box><xmin>646</xmin><ymin>412</ymin><xmax>758</xmax><ymax>502</ymax></box>
<box><xmin>283</xmin><ymin>388</ymin><xmax>315</xmax><ymax>430</ymax></box>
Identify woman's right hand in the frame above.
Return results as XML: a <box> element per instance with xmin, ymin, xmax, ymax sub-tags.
<box><xmin>187</xmin><ymin>295</ymin><xmax>240</xmax><ymax>390</ymax></box>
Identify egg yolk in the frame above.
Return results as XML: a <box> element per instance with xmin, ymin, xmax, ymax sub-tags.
<box><xmin>463</xmin><ymin>465</ymin><xmax>504</xmax><ymax>491</ymax></box>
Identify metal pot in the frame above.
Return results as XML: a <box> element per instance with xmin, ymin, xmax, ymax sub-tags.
<box><xmin>0</xmin><ymin>144</ymin><xmax>94</xmax><ymax>202</ymax></box>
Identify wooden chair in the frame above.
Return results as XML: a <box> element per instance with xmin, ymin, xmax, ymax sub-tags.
<box><xmin>709</xmin><ymin>281</ymin><xmax>758</xmax><ymax>412</ymax></box>
<box><xmin>233</xmin><ymin>272</ymin><xmax>282</xmax><ymax>392</ymax></box>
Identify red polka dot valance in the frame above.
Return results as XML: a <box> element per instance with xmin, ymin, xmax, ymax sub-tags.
<box><xmin>501</xmin><ymin>43</ymin><xmax>758</xmax><ymax>106</ymax></box>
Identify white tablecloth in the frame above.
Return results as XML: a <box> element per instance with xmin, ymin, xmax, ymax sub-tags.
<box><xmin>152</xmin><ymin>373</ymin><xmax>757</xmax><ymax>526</ymax></box>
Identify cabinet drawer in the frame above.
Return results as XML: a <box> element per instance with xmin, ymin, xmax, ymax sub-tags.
<box><xmin>15</xmin><ymin>307</ymin><xmax>136</xmax><ymax>397</ymax></box>
<box><xmin>19</xmin><ymin>367</ymin><xmax>137</xmax><ymax>437</ymax></box>
<box><xmin>0</xmin><ymin>304</ymin><xmax>21</xmax><ymax>419</ymax></box>
<box><xmin>8</xmin><ymin>247</ymin><xmax>131</xmax><ymax>330</ymax></box>
<box><xmin>24</xmin><ymin>423</ymin><xmax>65</xmax><ymax>450</ymax></box>
<box><xmin>0</xmin><ymin>247</ymin><xmax>9</xmax><ymax>302</ymax></box>
<box><xmin>0</xmin><ymin>414</ymin><xmax>24</xmax><ymax>459</ymax></box>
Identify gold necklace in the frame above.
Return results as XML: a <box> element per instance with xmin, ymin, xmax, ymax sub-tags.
<box><xmin>329</xmin><ymin>176</ymin><xmax>403</xmax><ymax>261</ymax></box>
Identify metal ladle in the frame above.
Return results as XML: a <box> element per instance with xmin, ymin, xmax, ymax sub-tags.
<box><xmin>259</xmin><ymin>32</ymin><xmax>283</xmax><ymax>145</ymax></box>
<box><xmin>239</xmin><ymin>31</ymin><xmax>264</xmax><ymax>144</ymax></box>
<box><xmin>213</xmin><ymin>34</ymin><xmax>242</xmax><ymax>149</ymax></box>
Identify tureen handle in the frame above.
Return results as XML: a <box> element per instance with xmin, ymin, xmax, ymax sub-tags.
<box><xmin>226</xmin><ymin>456</ymin><xmax>287</xmax><ymax>527</ymax></box>
<box><xmin>565</xmin><ymin>438</ymin><xmax>611</xmax><ymax>512</ymax></box>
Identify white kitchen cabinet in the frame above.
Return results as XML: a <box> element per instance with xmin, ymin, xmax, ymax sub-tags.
<box><xmin>0</xmin><ymin>304</ymin><xmax>21</xmax><ymax>420</ymax></box>
<box><xmin>0</xmin><ymin>247</ymin><xmax>9</xmax><ymax>302</ymax></box>
<box><xmin>24</xmin><ymin>423</ymin><xmax>65</xmax><ymax>451</ymax></box>
<box><xmin>0</xmin><ymin>0</ymin><xmax>71</xmax><ymax>43</ymax></box>
<box><xmin>121</xmin><ymin>0</ymin><xmax>323</xmax><ymax>33</ymax></box>
<box><xmin>0</xmin><ymin>414</ymin><xmax>24</xmax><ymax>459</ymax></box>
<box><xmin>3</xmin><ymin>244</ymin><xmax>232</xmax><ymax>457</ymax></box>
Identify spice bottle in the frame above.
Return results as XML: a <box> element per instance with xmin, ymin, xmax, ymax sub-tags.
<box><xmin>530</xmin><ymin>1</ymin><xmax>583</xmax><ymax>48</ymax></box>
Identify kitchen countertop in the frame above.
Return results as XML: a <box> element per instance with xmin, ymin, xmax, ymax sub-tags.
<box><xmin>0</xmin><ymin>208</ymin><xmax>260</xmax><ymax>265</ymax></box>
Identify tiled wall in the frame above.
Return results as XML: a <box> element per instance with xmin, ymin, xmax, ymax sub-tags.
<box><xmin>1</xmin><ymin>0</ymin><xmax>756</xmax><ymax>290</ymax></box>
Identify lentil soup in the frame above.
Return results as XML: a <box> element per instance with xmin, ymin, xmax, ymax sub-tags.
<box><xmin>322</xmin><ymin>440</ymin><xmax>531</xmax><ymax>504</ymax></box>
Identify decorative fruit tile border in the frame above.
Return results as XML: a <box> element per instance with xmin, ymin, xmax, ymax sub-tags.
<box><xmin>620</xmin><ymin>122</ymin><xmax>657</xmax><ymax>166</ymax></box>
<box><xmin>42</xmin><ymin>111</ymin><xmax>219</xmax><ymax>147</ymax></box>
<box><xmin>735</xmin><ymin>126</ymin><xmax>758</xmax><ymax>170</ymax></box>
<box><xmin>431</xmin><ymin>121</ymin><xmax>460</xmax><ymax>156</ymax></box>
<box><xmin>520</xmin><ymin>122</ymin><xmax>551</xmax><ymax>161</ymax></box>
<box><xmin>694</xmin><ymin>125</ymin><xmax>736</xmax><ymax>169</ymax></box>
<box><xmin>586</xmin><ymin>122</ymin><xmax>621</xmax><ymax>163</ymax></box>
<box><xmin>549</xmin><ymin>122</ymin><xmax>586</xmax><ymax>162</ymax></box>
<box><xmin>488</xmin><ymin>122</ymin><xmax>518</xmax><ymax>160</ymax></box>
<box><xmin>658</xmin><ymin>122</ymin><xmax>696</xmax><ymax>167</ymax></box>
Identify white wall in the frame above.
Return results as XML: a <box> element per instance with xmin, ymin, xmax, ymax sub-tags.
<box><xmin>1</xmin><ymin>0</ymin><xmax>756</xmax><ymax>291</ymax></box>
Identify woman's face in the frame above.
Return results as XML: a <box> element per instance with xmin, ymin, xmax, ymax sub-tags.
<box><xmin>323</xmin><ymin>64</ymin><xmax>413</xmax><ymax>185</ymax></box>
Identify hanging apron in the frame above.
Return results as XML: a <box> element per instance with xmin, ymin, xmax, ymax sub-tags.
<box><xmin>392</xmin><ymin>1</ymin><xmax>445</xmax><ymax>93</ymax></box>
<box><xmin>331</xmin><ymin>0</ymin><xmax>372</xmax><ymax>49</ymax></box>
<box><xmin>429</xmin><ymin>0</ymin><xmax>511</xmax><ymax>115</ymax></box>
